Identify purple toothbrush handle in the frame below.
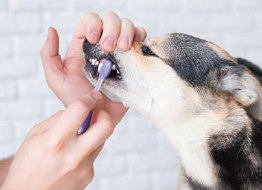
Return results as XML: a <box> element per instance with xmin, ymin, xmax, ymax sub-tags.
<box><xmin>78</xmin><ymin>59</ymin><xmax>112</xmax><ymax>135</ymax></box>
<box><xmin>78</xmin><ymin>111</ymin><xmax>93</xmax><ymax>135</ymax></box>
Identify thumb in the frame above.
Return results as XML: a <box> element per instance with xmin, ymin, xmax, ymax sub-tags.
<box><xmin>41</xmin><ymin>27</ymin><xmax>63</xmax><ymax>79</ymax></box>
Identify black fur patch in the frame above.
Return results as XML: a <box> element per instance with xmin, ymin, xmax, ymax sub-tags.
<box><xmin>252</xmin><ymin>118</ymin><xmax>262</xmax><ymax>157</ymax></box>
<box><xmin>208</xmin><ymin>119</ymin><xmax>262</xmax><ymax>189</ymax></box>
<box><xmin>237</xmin><ymin>58</ymin><xmax>262</xmax><ymax>85</ymax></box>
<box><xmin>209</xmin><ymin>130</ymin><xmax>247</xmax><ymax>189</ymax></box>
<box><xmin>163</xmin><ymin>33</ymin><xmax>237</xmax><ymax>88</ymax></box>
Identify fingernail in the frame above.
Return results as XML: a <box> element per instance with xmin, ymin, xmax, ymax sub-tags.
<box><xmin>134</xmin><ymin>35</ymin><xmax>141</xmax><ymax>42</ymax></box>
<box><xmin>104</xmin><ymin>37</ymin><xmax>114</xmax><ymax>50</ymax></box>
<box><xmin>119</xmin><ymin>36</ymin><xmax>130</xmax><ymax>47</ymax></box>
<box><xmin>90</xmin><ymin>30</ymin><xmax>98</xmax><ymax>43</ymax></box>
<box><xmin>91</xmin><ymin>91</ymin><xmax>102</xmax><ymax>101</ymax></box>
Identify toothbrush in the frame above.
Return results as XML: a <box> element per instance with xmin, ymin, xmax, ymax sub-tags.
<box><xmin>78</xmin><ymin>60</ymin><xmax>112</xmax><ymax>135</ymax></box>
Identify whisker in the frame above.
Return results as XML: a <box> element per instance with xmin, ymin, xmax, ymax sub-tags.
<box><xmin>147</xmin><ymin>98</ymin><xmax>154</xmax><ymax>122</ymax></box>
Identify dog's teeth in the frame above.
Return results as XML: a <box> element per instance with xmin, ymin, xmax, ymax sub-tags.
<box><xmin>98</xmin><ymin>63</ymin><xmax>103</xmax><ymax>73</ymax></box>
<box><xmin>111</xmin><ymin>64</ymin><xmax>116</xmax><ymax>70</ymax></box>
<box><xmin>116</xmin><ymin>68</ymin><xmax>120</xmax><ymax>74</ymax></box>
<box><xmin>95</xmin><ymin>61</ymin><xmax>100</xmax><ymax>66</ymax></box>
<box><xmin>89</xmin><ymin>58</ymin><xmax>92</xmax><ymax>63</ymax></box>
<box><xmin>91</xmin><ymin>59</ymin><xmax>96</xmax><ymax>65</ymax></box>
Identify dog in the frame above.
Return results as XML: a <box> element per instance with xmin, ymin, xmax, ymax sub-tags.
<box><xmin>83</xmin><ymin>33</ymin><xmax>262</xmax><ymax>190</ymax></box>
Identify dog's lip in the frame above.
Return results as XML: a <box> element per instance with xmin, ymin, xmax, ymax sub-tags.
<box><xmin>85</xmin><ymin>54</ymin><xmax>122</xmax><ymax>80</ymax></box>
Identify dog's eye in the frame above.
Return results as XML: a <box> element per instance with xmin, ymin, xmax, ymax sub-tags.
<box><xmin>142</xmin><ymin>46</ymin><xmax>158</xmax><ymax>57</ymax></box>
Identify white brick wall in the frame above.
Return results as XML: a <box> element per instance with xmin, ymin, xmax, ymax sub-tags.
<box><xmin>181</xmin><ymin>0</ymin><xmax>230</xmax><ymax>12</ymax></box>
<box><xmin>0</xmin><ymin>38</ymin><xmax>12</xmax><ymax>56</ymax></box>
<box><xmin>0</xmin><ymin>13</ymin><xmax>41</xmax><ymax>33</ymax></box>
<box><xmin>1</xmin><ymin>1</ymin><xmax>262</xmax><ymax>190</ymax></box>
<box><xmin>0</xmin><ymin>80</ymin><xmax>16</xmax><ymax>100</ymax></box>
<box><xmin>0</xmin><ymin>57</ymin><xmax>37</xmax><ymax>78</ymax></box>
<box><xmin>0</xmin><ymin>0</ymin><xmax>7</xmax><ymax>11</ymax></box>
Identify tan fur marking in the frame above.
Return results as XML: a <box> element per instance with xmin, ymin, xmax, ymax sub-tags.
<box><xmin>207</xmin><ymin>42</ymin><xmax>237</xmax><ymax>64</ymax></box>
<box><xmin>132</xmin><ymin>42</ymin><xmax>142</xmax><ymax>53</ymax></box>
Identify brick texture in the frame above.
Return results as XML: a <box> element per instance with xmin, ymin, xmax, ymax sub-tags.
<box><xmin>0</xmin><ymin>38</ymin><xmax>12</xmax><ymax>56</ymax></box>
<box><xmin>0</xmin><ymin>13</ymin><xmax>41</xmax><ymax>34</ymax></box>
<box><xmin>0</xmin><ymin>80</ymin><xmax>16</xmax><ymax>100</ymax></box>
<box><xmin>181</xmin><ymin>0</ymin><xmax>230</xmax><ymax>12</ymax></box>
<box><xmin>232</xmin><ymin>0</ymin><xmax>262</xmax><ymax>11</ymax></box>
<box><xmin>1</xmin><ymin>1</ymin><xmax>262</xmax><ymax>190</ymax></box>
<box><xmin>10</xmin><ymin>0</ymin><xmax>68</xmax><ymax>11</ymax></box>
<box><xmin>0</xmin><ymin>0</ymin><xmax>7</xmax><ymax>11</ymax></box>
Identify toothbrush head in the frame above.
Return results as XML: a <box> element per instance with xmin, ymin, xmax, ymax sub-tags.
<box><xmin>99</xmin><ymin>60</ymin><xmax>112</xmax><ymax>80</ymax></box>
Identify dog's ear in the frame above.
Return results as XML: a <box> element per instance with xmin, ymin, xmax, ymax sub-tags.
<box><xmin>208</xmin><ymin>64</ymin><xmax>262</xmax><ymax>121</ymax></box>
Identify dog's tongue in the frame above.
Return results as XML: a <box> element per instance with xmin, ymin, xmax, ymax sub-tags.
<box><xmin>100</xmin><ymin>58</ymin><xmax>107</xmax><ymax>64</ymax></box>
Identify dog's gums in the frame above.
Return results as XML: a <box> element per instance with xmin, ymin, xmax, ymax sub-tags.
<box><xmin>88</xmin><ymin>58</ymin><xmax>120</xmax><ymax>76</ymax></box>
<box><xmin>84</xmin><ymin>48</ymin><xmax>122</xmax><ymax>80</ymax></box>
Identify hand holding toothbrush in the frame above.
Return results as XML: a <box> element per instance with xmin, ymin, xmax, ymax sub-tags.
<box><xmin>41</xmin><ymin>12</ymin><xmax>147</xmax><ymax>126</ymax></box>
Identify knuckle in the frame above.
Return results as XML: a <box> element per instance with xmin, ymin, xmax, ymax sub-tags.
<box><xmin>81</xmin><ymin>12</ymin><xmax>98</xmax><ymax>20</ymax></box>
<box><xmin>66</xmin><ymin>156</ymin><xmax>83</xmax><ymax>171</ymax></box>
<box><xmin>122</xmin><ymin>18</ymin><xmax>135</xmax><ymax>29</ymax></box>
<box><xmin>28</xmin><ymin>124</ymin><xmax>40</xmax><ymax>136</ymax></box>
<box><xmin>102</xmin><ymin>119</ymin><xmax>114</xmax><ymax>136</ymax></box>
<box><xmin>102</xmin><ymin>11</ymin><xmax>119</xmax><ymax>20</ymax></box>
<box><xmin>93</xmin><ymin>111</ymin><xmax>114</xmax><ymax>135</ymax></box>
<box><xmin>48</xmin><ymin>137</ymin><xmax>65</xmax><ymax>153</ymax></box>
<box><xmin>71</xmin><ymin>99</ymin><xmax>92</xmax><ymax>113</ymax></box>
<box><xmin>121</xmin><ymin>18</ymin><xmax>133</xmax><ymax>25</ymax></box>
<box><xmin>87</xmin><ymin>12</ymin><xmax>99</xmax><ymax>18</ymax></box>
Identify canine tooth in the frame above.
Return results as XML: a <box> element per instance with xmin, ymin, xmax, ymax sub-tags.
<box><xmin>89</xmin><ymin>58</ymin><xmax>92</xmax><ymax>63</ymax></box>
<box><xmin>111</xmin><ymin>64</ymin><xmax>116</xmax><ymax>70</ymax></box>
<box><xmin>116</xmin><ymin>68</ymin><xmax>120</xmax><ymax>74</ymax></box>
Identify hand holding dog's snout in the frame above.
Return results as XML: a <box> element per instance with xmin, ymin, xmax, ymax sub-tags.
<box><xmin>41</xmin><ymin>12</ymin><xmax>146</xmax><ymax>126</ymax></box>
<box><xmin>1</xmin><ymin>92</ymin><xmax>114</xmax><ymax>190</ymax></box>
<box><xmin>85</xmin><ymin>12</ymin><xmax>147</xmax><ymax>52</ymax></box>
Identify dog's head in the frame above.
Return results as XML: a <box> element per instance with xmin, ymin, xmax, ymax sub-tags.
<box><xmin>83</xmin><ymin>33</ymin><xmax>262</xmax><ymax>128</ymax></box>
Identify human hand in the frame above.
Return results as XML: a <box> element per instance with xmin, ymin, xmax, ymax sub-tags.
<box><xmin>41</xmin><ymin>12</ymin><xmax>147</xmax><ymax>126</ymax></box>
<box><xmin>1</xmin><ymin>92</ymin><xmax>113</xmax><ymax>190</ymax></box>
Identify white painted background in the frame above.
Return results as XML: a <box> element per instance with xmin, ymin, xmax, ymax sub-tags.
<box><xmin>1</xmin><ymin>0</ymin><xmax>262</xmax><ymax>189</ymax></box>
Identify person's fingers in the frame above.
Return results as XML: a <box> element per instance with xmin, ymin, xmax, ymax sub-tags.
<box><xmin>40</xmin><ymin>27</ymin><xmax>64</xmax><ymax>85</ymax></box>
<box><xmin>65</xmin><ymin>12</ymin><xmax>147</xmax><ymax>59</ymax></box>
<box><xmin>64</xmin><ymin>12</ymin><xmax>102</xmax><ymax>60</ymax></box>
<box><xmin>28</xmin><ymin>111</ymin><xmax>63</xmax><ymax>136</ymax></box>
<box><xmin>79</xmin><ymin>144</ymin><xmax>104</xmax><ymax>175</ymax></box>
<box><xmin>134</xmin><ymin>27</ymin><xmax>147</xmax><ymax>42</ymax></box>
<box><xmin>89</xmin><ymin>144</ymin><xmax>104</xmax><ymax>162</ymax></box>
<box><xmin>85</xmin><ymin>12</ymin><xmax>103</xmax><ymax>44</ymax></box>
<box><xmin>117</xmin><ymin>18</ymin><xmax>135</xmax><ymax>51</ymax></box>
<box><xmin>50</xmin><ymin>92</ymin><xmax>102</xmax><ymax>138</ymax></box>
<box><xmin>77</xmin><ymin>110</ymin><xmax>114</xmax><ymax>155</ymax></box>
<box><xmin>100</xmin><ymin>12</ymin><xmax>121</xmax><ymax>52</ymax></box>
